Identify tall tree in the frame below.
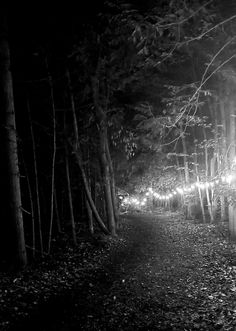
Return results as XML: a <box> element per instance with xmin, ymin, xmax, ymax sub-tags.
<box><xmin>228</xmin><ymin>92</ymin><xmax>236</xmax><ymax>240</ymax></box>
<box><xmin>0</xmin><ymin>9</ymin><xmax>27</xmax><ymax>267</ymax></box>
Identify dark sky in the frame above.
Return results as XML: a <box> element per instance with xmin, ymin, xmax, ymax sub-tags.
<box><xmin>7</xmin><ymin>0</ymin><xmax>236</xmax><ymax>82</ymax></box>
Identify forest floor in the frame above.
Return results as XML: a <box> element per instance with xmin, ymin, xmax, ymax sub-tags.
<box><xmin>1</xmin><ymin>211</ymin><xmax>236</xmax><ymax>330</ymax></box>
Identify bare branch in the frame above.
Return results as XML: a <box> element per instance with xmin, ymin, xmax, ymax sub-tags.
<box><xmin>157</xmin><ymin>0</ymin><xmax>213</xmax><ymax>29</ymax></box>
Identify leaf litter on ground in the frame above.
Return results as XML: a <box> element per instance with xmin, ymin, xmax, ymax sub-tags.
<box><xmin>1</xmin><ymin>212</ymin><xmax>236</xmax><ymax>330</ymax></box>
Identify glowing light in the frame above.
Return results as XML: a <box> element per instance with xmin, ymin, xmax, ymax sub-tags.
<box><xmin>196</xmin><ymin>182</ymin><xmax>205</xmax><ymax>189</ymax></box>
<box><xmin>221</xmin><ymin>176</ymin><xmax>226</xmax><ymax>183</ymax></box>
<box><xmin>215</xmin><ymin>179</ymin><xmax>219</xmax><ymax>184</ymax></box>
<box><xmin>176</xmin><ymin>187</ymin><xmax>184</xmax><ymax>194</ymax></box>
<box><xmin>148</xmin><ymin>187</ymin><xmax>153</xmax><ymax>193</ymax></box>
<box><xmin>123</xmin><ymin>198</ymin><xmax>129</xmax><ymax>204</ymax></box>
<box><xmin>145</xmin><ymin>192</ymin><xmax>150</xmax><ymax>196</ymax></box>
<box><xmin>225</xmin><ymin>174</ymin><xmax>233</xmax><ymax>184</ymax></box>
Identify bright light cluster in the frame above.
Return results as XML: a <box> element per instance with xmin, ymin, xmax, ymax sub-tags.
<box><xmin>120</xmin><ymin>173</ymin><xmax>234</xmax><ymax>208</ymax></box>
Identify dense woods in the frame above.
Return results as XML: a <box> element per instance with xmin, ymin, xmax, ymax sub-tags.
<box><xmin>1</xmin><ymin>0</ymin><xmax>236</xmax><ymax>271</ymax></box>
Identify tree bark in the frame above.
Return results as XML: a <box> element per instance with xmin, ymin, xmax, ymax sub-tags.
<box><xmin>27</xmin><ymin>98</ymin><xmax>43</xmax><ymax>256</ymax></box>
<box><xmin>65</xmin><ymin>143</ymin><xmax>77</xmax><ymax>245</ymax></box>
<box><xmin>22</xmin><ymin>155</ymin><xmax>35</xmax><ymax>259</ymax></box>
<box><xmin>46</xmin><ymin>61</ymin><xmax>57</xmax><ymax>255</ymax></box>
<box><xmin>0</xmin><ymin>10</ymin><xmax>27</xmax><ymax>267</ymax></box>
<box><xmin>194</xmin><ymin>141</ymin><xmax>206</xmax><ymax>223</ymax></box>
<box><xmin>105</xmin><ymin>139</ymin><xmax>119</xmax><ymax>226</ymax></box>
<box><xmin>86</xmin><ymin>199</ymin><xmax>94</xmax><ymax>235</ymax></box>
<box><xmin>219</xmin><ymin>96</ymin><xmax>227</xmax><ymax>222</ymax></box>
<box><xmin>91</xmin><ymin>75</ymin><xmax>116</xmax><ymax>235</ymax></box>
<box><xmin>203</xmin><ymin>127</ymin><xmax>214</xmax><ymax>223</ymax></box>
<box><xmin>180</xmin><ymin>122</ymin><xmax>191</xmax><ymax>218</ymax></box>
<box><xmin>228</xmin><ymin>98</ymin><xmax>236</xmax><ymax>240</ymax></box>
<box><xmin>209</xmin><ymin>99</ymin><xmax>219</xmax><ymax>219</ymax></box>
<box><xmin>54</xmin><ymin>189</ymin><xmax>62</xmax><ymax>234</ymax></box>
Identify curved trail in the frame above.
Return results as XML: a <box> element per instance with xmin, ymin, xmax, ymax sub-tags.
<box><xmin>10</xmin><ymin>213</ymin><xmax>236</xmax><ymax>330</ymax></box>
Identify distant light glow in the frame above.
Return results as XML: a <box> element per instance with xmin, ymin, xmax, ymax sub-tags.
<box><xmin>225</xmin><ymin>174</ymin><xmax>233</xmax><ymax>184</ymax></box>
<box><xmin>196</xmin><ymin>182</ymin><xmax>205</xmax><ymax>189</ymax></box>
<box><xmin>221</xmin><ymin>176</ymin><xmax>226</xmax><ymax>182</ymax></box>
<box><xmin>125</xmin><ymin>174</ymin><xmax>233</xmax><ymax>206</ymax></box>
<box><xmin>176</xmin><ymin>187</ymin><xmax>184</xmax><ymax>194</ymax></box>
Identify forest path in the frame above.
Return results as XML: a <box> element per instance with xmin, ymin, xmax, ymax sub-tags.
<box><xmin>9</xmin><ymin>212</ymin><xmax>236</xmax><ymax>330</ymax></box>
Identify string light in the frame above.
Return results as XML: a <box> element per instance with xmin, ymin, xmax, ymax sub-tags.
<box><xmin>176</xmin><ymin>187</ymin><xmax>184</xmax><ymax>194</ymax></box>
<box><xmin>121</xmin><ymin>173</ymin><xmax>235</xmax><ymax>209</ymax></box>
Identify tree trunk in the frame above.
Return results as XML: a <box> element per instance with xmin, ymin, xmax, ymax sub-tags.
<box><xmin>91</xmin><ymin>75</ymin><xmax>116</xmax><ymax>235</ymax></box>
<box><xmin>27</xmin><ymin>98</ymin><xmax>43</xmax><ymax>256</ymax></box>
<box><xmin>180</xmin><ymin>122</ymin><xmax>191</xmax><ymax>218</ymax></box>
<box><xmin>65</xmin><ymin>143</ymin><xmax>77</xmax><ymax>245</ymax></box>
<box><xmin>203</xmin><ymin>127</ymin><xmax>214</xmax><ymax>223</ymax></box>
<box><xmin>85</xmin><ymin>145</ymin><xmax>94</xmax><ymax>235</ymax></box>
<box><xmin>175</xmin><ymin>153</ymin><xmax>184</xmax><ymax>208</ymax></box>
<box><xmin>54</xmin><ymin>189</ymin><xmax>62</xmax><ymax>234</ymax></box>
<box><xmin>74</xmin><ymin>152</ymin><xmax>109</xmax><ymax>234</ymax></box>
<box><xmin>219</xmin><ymin>96</ymin><xmax>227</xmax><ymax>222</ymax></box>
<box><xmin>0</xmin><ymin>11</ymin><xmax>27</xmax><ymax>267</ymax></box>
<box><xmin>228</xmin><ymin>98</ymin><xmax>236</xmax><ymax>240</ymax></box>
<box><xmin>46</xmin><ymin>61</ymin><xmax>57</xmax><ymax>255</ymax></box>
<box><xmin>194</xmin><ymin>141</ymin><xmax>206</xmax><ymax>222</ymax></box>
<box><xmin>210</xmin><ymin>157</ymin><xmax>217</xmax><ymax>218</ymax></box>
<box><xmin>86</xmin><ymin>199</ymin><xmax>94</xmax><ymax>235</ymax></box>
<box><xmin>98</xmin><ymin>126</ymin><xmax>116</xmax><ymax>234</ymax></box>
<box><xmin>22</xmin><ymin>155</ymin><xmax>35</xmax><ymax>259</ymax></box>
<box><xmin>105</xmin><ymin>139</ymin><xmax>119</xmax><ymax>226</ymax></box>
<box><xmin>209</xmin><ymin>99</ymin><xmax>219</xmax><ymax>219</ymax></box>
<box><xmin>66</xmin><ymin>69</ymin><xmax>109</xmax><ymax>235</ymax></box>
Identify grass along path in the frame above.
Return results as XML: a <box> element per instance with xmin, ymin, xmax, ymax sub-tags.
<box><xmin>5</xmin><ymin>212</ymin><xmax>236</xmax><ymax>330</ymax></box>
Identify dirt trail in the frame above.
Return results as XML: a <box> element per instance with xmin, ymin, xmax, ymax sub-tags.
<box><xmin>9</xmin><ymin>213</ymin><xmax>236</xmax><ymax>330</ymax></box>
